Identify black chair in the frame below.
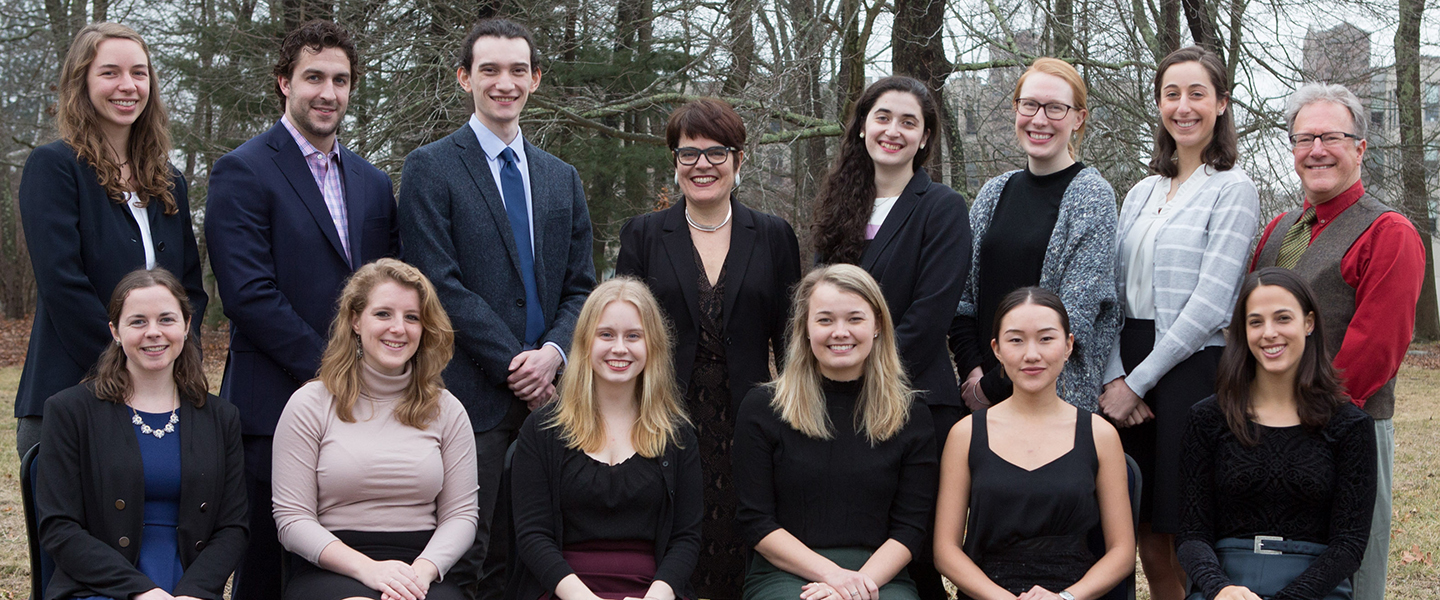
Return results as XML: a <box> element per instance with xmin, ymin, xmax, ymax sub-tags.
<box><xmin>1087</xmin><ymin>453</ymin><xmax>1142</xmax><ymax>600</ymax></box>
<box><xmin>21</xmin><ymin>442</ymin><xmax>55</xmax><ymax>600</ymax></box>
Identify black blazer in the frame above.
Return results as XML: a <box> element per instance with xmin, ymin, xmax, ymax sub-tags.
<box><xmin>15</xmin><ymin>141</ymin><xmax>208</xmax><ymax>419</ymax></box>
<box><xmin>616</xmin><ymin>198</ymin><xmax>802</xmax><ymax>413</ymax></box>
<box><xmin>36</xmin><ymin>384</ymin><xmax>248</xmax><ymax>600</ymax></box>
<box><xmin>818</xmin><ymin>169</ymin><xmax>971</xmax><ymax>407</ymax></box>
<box><xmin>506</xmin><ymin>405</ymin><xmax>702</xmax><ymax>600</ymax></box>
<box><xmin>206</xmin><ymin>120</ymin><xmax>402</xmax><ymax>435</ymax></box>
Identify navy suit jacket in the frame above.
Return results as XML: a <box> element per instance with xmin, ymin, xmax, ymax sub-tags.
<box><xmin>15</xmin><ymin>140</ymin><xmax>207</xmax><ymax>418</ymax></box>
<box><xmin>206</xmin><ymin>120</ymin><xmax>401</xmax><ymax>436</ymax></box>
<box><xmin>399</xmin><ymin>125</ymin><xmax>596</xmax><ymax>432</ymax></box>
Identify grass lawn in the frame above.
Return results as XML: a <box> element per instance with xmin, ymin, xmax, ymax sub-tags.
<box><xmin>0</xmin><ymin>362</ymin><xmax>1436</xmax><ymax>598</ymax></box>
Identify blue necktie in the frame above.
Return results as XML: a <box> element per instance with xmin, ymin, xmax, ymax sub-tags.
<box><xmin>499</xmin><ymin>147</ymin><xmax>545</xmax><ymax>346</ymax></box>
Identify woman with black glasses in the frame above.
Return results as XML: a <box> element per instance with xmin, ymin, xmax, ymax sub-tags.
<box><xmin>616</xmin><ymin>98</ymin><xmax>802</xmax><ymax>599</ymax></box>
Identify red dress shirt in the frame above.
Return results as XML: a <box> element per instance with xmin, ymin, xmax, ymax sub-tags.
<box><xmin>1251</xmin><ymin>180</ymin><xmax>1427</xmax><ymax>409</ymax></box>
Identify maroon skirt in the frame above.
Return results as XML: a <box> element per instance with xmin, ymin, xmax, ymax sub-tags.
<box><xmin>541</xmin><ymin>539</ymin><xmax>656</xmax><ymax>600</ymax></box>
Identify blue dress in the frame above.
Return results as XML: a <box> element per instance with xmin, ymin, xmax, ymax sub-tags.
<box><xmin>75</xmin><ymin>409</ymin><xmax>185</xmax><ymax>599</ymax></box>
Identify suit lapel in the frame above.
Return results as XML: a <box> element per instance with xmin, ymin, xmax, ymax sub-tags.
<box><xmin>267</xmin><ymin>123</ymin><xmax>349</xmax><ymax>265</ymax></box>
<box><xmin>661</xmin><ymin>202</ymin><xmax>703</xmax><ymax>329</ymax></box>
<box><xmin>861</xmin><ymin>169</ymin><xmax>930</xmax><ymax>269</ymax></box>
<box><xmin>340</xmin><ymin>148</ymin><xmax>366</xmax><ymax>268</ymax></box>
<box><xmin>452</xmin><ymin>128</ymin><xmax>525</xmax><ymax>278</ymax></box>
<box><xmin>524</xmin><ymin>140</ymin><xmax>550</xmax><ymax>302</ymax></box>
<box><xmin>721</xmin><ymin>199</ymin><xmax>756</xmax><ymax>321</ymax></box>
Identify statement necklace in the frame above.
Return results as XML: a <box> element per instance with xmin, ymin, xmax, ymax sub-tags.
<box><xmin>685</xmin><ymin>205</ymin><xmax>732</xmax><ymax>232</ymax></box>
<box><xmin>131</xmin><ymin>392</ymin><xmax>180</xmax><ymax>439</ymax></box>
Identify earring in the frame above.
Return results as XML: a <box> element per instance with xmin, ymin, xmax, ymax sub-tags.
<box><xmin>920</xmin><ymin>143</ymin><xmax>926</xmax><ymax>150</ymax></box>
<box><xmin>113</xmin><ymin>338</ymin><xmax>121</xmax><ymax>346</ymax></box>
<box><xmin>873</xmin><ymin>333</ymin><xmax>879</xmax><ymax>338</ymax></box>
<box><xmin>859</xmin><ymin>131</ymin><xmax>865</xmax><ymax>139</ymax></box>
<box><xmin>674</xmin><ymin>172</ymin><xmax>680</xmax><ymax>188</ymax></box>
<box><xmin>354</xmin><ymin>333</ymin><xmax>364</xmax><ymax>357</ymax></box>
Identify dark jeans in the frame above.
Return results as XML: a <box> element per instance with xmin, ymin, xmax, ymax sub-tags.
<box><xmin>450</xmin><ymin>399</ymin><xmax>529</xmax><ymax>600</ymax></box>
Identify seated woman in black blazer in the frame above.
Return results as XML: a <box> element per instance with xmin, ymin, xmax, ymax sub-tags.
<box><xmin>15</xmin><ymin>22</ymin><xmax>207</xmax><ymax>457</ymax></box>
<box><xmin>616</xmin><ymin>97</ymin><xmax>802</xmax><ymax>599</ymax></box>
<box><xmin>1177</xmin><ymin>268</ymin><xmax>1375</xmax><ymax>600</ymax></box>
<box><xmin>509</xmin><ymin>277</ymin><xmax>701</xmax><ymax>600</ymax></box>
<box><xmin>37</xmin><ymin>267</ymin><xmax>246</xmax><ymax>600</ymax></box>
<box><xmin>733</xmin><ymin>264</ymin><xmax>938</xmax><ymax>600</ymax></box>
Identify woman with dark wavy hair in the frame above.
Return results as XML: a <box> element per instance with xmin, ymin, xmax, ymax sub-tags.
<box><xmin>1098</xmin><ymin>45</ymin><xmax>1259</xmax><ymax>600</ymax></box>
<box><xmin>1177</xmin><ymin>268</ymin><xmax>1374</xmax><ymax>600</ymax></box>
<box><xmin>38</xmin><ymin>267</ymin><xmax>246</xmax><ymax>600</ymax></box>
<box><xmin>810</xmin><ymin>75</ymin><xmax>968</xmax><ymax>600</ymax></box>
<box><xmin>15</xmin><ymin>22</ymin><xmax>206</xmax><ymax>457</ymax></box>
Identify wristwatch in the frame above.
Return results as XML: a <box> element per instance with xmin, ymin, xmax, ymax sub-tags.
<box><xmin>1058</xmin><ymin>591</ymin><xmax>1076</xmax><ymax>600</ymax></box>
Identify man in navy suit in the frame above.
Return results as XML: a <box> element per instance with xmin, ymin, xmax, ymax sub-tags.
<box><xmin>205</xmin><ymin>20</ymin><xmax>401</xmax><ymax>600</ymax></box>
<box><xmin>398</xmin><ymin>18</ymin><xmax>595</xmax><ymax>598</ymax></box>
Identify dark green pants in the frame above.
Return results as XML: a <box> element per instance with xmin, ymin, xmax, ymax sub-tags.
<box><xmin>743</xmin><ymin>547</ymin><xmax>919</xmax><ymax>600</ymax></box>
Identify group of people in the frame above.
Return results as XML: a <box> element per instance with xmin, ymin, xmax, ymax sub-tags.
<box><xmin>14</xmin><ymin>13</ymin><xmax>1421</xmax><ymax>600</ymax></box>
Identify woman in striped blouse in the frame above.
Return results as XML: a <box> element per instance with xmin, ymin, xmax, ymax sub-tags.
<box><xmin>1097</xmin><ymin>45</ymin><xmax>1259</xmax><ymax>600</ymax></box>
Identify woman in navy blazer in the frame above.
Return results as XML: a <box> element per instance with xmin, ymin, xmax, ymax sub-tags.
<box><xmin>37</xmin><ymin>267</ymin><xmax>246</xmax><ymax>600</ymax></box>
<box><xmin>616</xmin><ymin>98</ymin><xmax>802</xmax><ymax>599</ymax></box>
<box><xmin>15</xmin><ymin>23</ymin><xmax>206</xmax><ymax>457</ymax></box>
<box><xmin>810</xmin><ymin>76</ymin><xmax>970</xmax><ymax>600</ymax></box>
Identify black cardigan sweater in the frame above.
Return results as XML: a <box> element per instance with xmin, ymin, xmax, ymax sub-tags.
<box><xmin>36</xmin><ymin>383</ymin><xmax>248</xmax><ymax>600</ymax></box>
<box><xmin>507</xmin><ymin>404</ymin><xmax>703</xmax><ymax>600</ymax></box>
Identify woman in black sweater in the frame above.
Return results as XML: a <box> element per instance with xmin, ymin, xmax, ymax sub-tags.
<box><xmin>1178</xmin><ymin>268</ymin><xmax>1375</xmax><ymax>600</ymax></box>
<box><xmin>508</xmin><ymin>278</ymin><xmax>702</xmax><ymax>600</ymax></box>
<box><xmin>733</xmin><ymin>264</ymin><xmax>938</xmax><ymax>600</ymax></box>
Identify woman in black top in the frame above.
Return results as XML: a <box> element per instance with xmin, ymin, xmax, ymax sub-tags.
<box><xmin>934</xmin><ymin>287</ymin><xmax>1133</xmax><ymax>600</ymax></box>
<box><xmin>509</xmin><ymin>277</ymin><xmax>702</xmax><ymax>600</ymax></box>
<box><xmin>617</xmin><ymin>98</ymin><xmax>802</xmax><ymax>598</ymax></box>
<box><xmin>733</xmin><ymin>264</ymin><xmax>938</xmax><ymax>600</ymax></box>
<box><xmin>1177</xmin><ymin>268</ymin><xmax>1374</xmax><ymax>600</ymax></box>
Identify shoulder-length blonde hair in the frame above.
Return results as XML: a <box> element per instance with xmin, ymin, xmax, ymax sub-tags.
<box><xmin>318</xmin><ymin>259</ymin><xmax>455</xmax><ymax>429</ymax></box>
<box><xmin>547</xmin><ymin>277</ymin><xmax>688</xmax><ymax>458</ymax></box>
<box><xmin>57</xmin><ymin>23</ymin><xmax>176</xmax><ymax>214</ymax></box>
<box><xmin>770</xmin><ymin>264</ymin><xmax>914</xmax><ymax>444</ymax></box>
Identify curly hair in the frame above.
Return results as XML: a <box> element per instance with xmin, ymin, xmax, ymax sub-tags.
<box><xmin>318</xmin><ymin>259</ymin><xmax>455</xmax><ymax>430</ymax></box>
<box><xmin>57</xmin><ymin>23</ymin><xmax>175</xmax><ymax>214</ymax></box>
<box><xmin>272</xmin><ymin>20</ymin><xmax>360</xmax><ymax>112</ymax></box>
<box><xmin>812</xmin><ymin>76</ymin><xmax>939</xmax><ymax>264</ymax></box>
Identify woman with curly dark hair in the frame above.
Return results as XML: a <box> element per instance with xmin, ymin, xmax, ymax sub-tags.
<box><xmin>810</xmin><ymin>75</ymin><xmax>968</xmax><ymax>600</ymax></box>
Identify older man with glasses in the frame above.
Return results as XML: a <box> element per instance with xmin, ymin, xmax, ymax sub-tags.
<box><xmin>1251</xmin><ymin>82</ymin><xmax>1427</xmax><ymax>600</ymax></box>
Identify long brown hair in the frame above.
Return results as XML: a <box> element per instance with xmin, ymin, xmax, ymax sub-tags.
<box><xmin>1215</xmin><ymin>268</ymin><xmax>1347</xmax><ymax>446</ymax></box>
<box><xmin>318</xmin><ymin>259</ymin><xmax>455</xmax><ymax>429</ymax></box>
<box><xmin>770</xmin><ymin>264</ymin><xmax>914</xmax><ymax>444</ymax></box>
<box><xmin>57</xmin><ymin>23</ymin><xmax>176</xmax><ymax>214</ymax></box>
<box><xmin>86</xmin><ymin>268</ymin><xmax>207</xmax><ymax>405</ymax></box>
<box><xmin>812</xmin><ymin>76</ymin><xmax>940</xmax><ymax>265</ymax></box>
<box><xmin>547</xmin><ymin>277</ymin><xmax>688</xmax><ymax>458</ymax></box>
<box><xmin>1148</xmin><ymin>46</ymin><xmax>1238</xmax><ymax>178</ymax></box>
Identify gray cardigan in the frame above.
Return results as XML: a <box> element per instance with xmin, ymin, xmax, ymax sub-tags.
<box><xmin>957</xmin><ymin>166</ymin><xmax>1121</xmax><ymax>411</ymax></box>
<box><xmin>1102</xmin><ymin>167</ymin><xmax>1259</xmax><ymax>397</ymax></box>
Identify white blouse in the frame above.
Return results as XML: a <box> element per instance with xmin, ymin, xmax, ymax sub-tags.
<box><xmin>125</xmin><ymin>192</ymin><xmax>156</xmax><ymax>269</ymax></box>
<box><xmin>1119</xmin><ymin>165</ymin><xmax>1214</xmax><ymax>319</ymax></box>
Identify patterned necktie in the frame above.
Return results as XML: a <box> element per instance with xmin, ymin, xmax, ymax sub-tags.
<box><xmin>1274</xmin><ymin>207</ymin><xmax>1317</xmax><ymax>270</ymax></box>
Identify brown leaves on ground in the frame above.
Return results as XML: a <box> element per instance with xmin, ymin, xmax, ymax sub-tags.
<box><xmin>1401</xmin><ymin>544</ymin><xmax>1434</xmax><ymax>566</ymax></box>
<box><xmin>1403</xmin><ymin>342</ymin><xmax>1440</xmax><ymax>370</ymax></box>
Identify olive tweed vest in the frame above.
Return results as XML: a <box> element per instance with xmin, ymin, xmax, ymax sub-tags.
<box><xmin>1254</xmin><ymin>193</ymin><xmax>1397</xmax><ymax>419</ymax></box>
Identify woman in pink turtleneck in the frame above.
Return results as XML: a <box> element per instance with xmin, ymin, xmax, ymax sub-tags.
<box><xmin>272</xmin><ymin>258</ymin><xmax>478</xmax><ymax>600</ymax></box>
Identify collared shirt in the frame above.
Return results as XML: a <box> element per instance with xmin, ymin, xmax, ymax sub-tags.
<box><xmin>1251</xmin><ymin>180</ymin><xmax>1427</xmax><ymax>407</ymax></box>
<box><xmin>468</xmin><ymin>114</ymin><xmax>535</xmax><ymax>254</ymax></box>
<box><xmin>466</xmin><ymin>114</ymin><xmax>565</xmax><ymax>363</ymax></box>
<box><xmin>281</xmin><ymin>115</ymin><xmax>350</xmax><ymax>264</ymax></box>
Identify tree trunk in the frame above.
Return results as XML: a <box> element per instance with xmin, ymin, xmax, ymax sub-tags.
<box><xmin>835</xmin><ymin>0</ymin><xmax>863</xmax><ymax>118</ymax></box>
<box><xmin>1395</xmin><ymin>0</ymin><xmax>1437</xmax><ymax>340</ymax></box>
<box><xmin>722</xmin><ymin>0</ymin><xmax>756</xmax><ymax>94</ymax></box>
<box><xmin>892</xmin><ymin>0</ymin><xmax>952</xmax><ymax>181</ymax></box>
<box><xmin>1051</xmin><ymin>0</ymin><xmax>1074</xmax><ymax>58</ymax></box>
<box><xmin>1180</xmin><ymin>0</ymin><xmax>1220</xmax><ymax>57</ymax></box>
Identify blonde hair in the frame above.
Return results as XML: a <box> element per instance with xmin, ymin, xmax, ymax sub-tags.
<box><xmin>547</xmin><ymin>277</ymin><xmax>688</xmax><ymax>458</ymax></box>
<box><xmin>57</xmin><ymin>23</ymin><xmax>176</xmax><ymax>213</ymax></box>
<box><xmin>318</xmin><ymin>259</ymin><xmax>455</xmax><ymax>429</ymax></box>
<box><xmin>1012</xmin><ymin>57</ymin><xmax>1089</xmax><ymax>159</ymax></box>
<box><xmin>770</xmin><ymin>264</ymin><xmax>914</xmax><ymax>444</ymax></box>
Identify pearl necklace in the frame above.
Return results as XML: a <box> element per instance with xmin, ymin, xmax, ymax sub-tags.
<box><xmin>131</xmin><ymin>393</ymin><xmax>180</xmax><ymax>439</ymax></box>
<box><xmin>685</xmin><ymin>205</ymin><xmax>732</xmax><ymax>232</ymax></box>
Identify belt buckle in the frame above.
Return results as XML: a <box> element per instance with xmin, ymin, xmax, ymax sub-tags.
<box><xmin>1254</xmin><ymin>535</ymin><xmax>1284</xmax><ymax>555</ymax></box>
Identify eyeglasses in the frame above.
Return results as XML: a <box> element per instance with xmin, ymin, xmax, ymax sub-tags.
<box><xmin>674</xmin><ymin>146</ymin><xmax>737</xmax><ymax>166</ymax></box>
<box><xmin>1288</xmin><ymin>131</ymin><xmax>1361</xmax><ymax>150</ymax></box>
<box><xmin>1014</xmin><ymin>98</ymin><xmax>1074</xmax><ymax>119</ymax></box>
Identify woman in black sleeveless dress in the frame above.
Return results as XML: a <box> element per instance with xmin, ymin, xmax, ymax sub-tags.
<box><xmin>934</xmin><ymin>287</ymin><xmax>1134</xmax><ymax>600</ymax></box>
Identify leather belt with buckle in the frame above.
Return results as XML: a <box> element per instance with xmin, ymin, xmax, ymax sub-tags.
<box><xmin>1253</xmin><ymin>535</ymin><xmax>1284</xmax><ymax>555</ymax></box>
